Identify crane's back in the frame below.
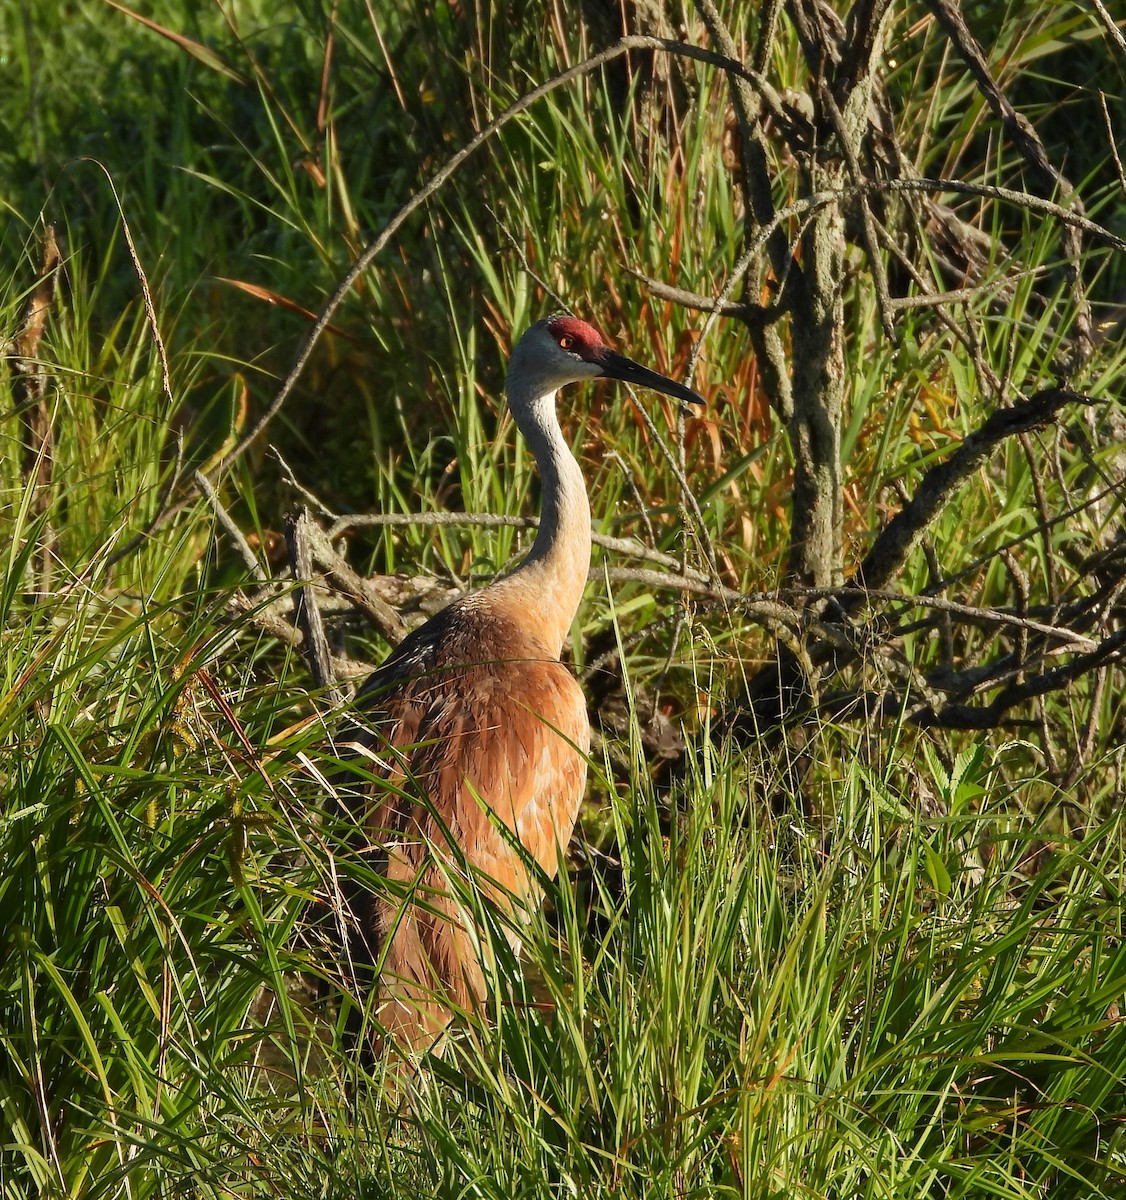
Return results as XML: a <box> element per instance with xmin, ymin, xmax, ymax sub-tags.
<box><xmin>341</xmin><ymin>592</ymin><xmax>589</xmax><ymax>1055</ymax></box>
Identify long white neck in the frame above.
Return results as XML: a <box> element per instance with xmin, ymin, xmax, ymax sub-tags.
<box><xmin>488</xmin><ymin>386</ymin><xmax>591</xmax><ymax>658</ymax></box>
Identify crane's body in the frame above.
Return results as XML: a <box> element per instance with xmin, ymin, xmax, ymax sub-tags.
<box><xmin>339</xmin><ymin>315</ymin><xmax>703</xmax><ymax>1060</ymax></box>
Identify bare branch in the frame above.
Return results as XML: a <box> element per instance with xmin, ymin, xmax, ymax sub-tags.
<box><xmin>861</xmin><ymin>177</ymin><xmax>1124</xmax><ymax>250</ymax></box>
<box><xmin>209</xmin><ymin>34</ymin><xmax>800</xmax><ymax>481</ymax></box>
<box><xmin>625</xmin><ymin>268</ymin><xmax>765</xmax><ymax>320</ymax></box>
<box><xmin>329</xmin><ymin>510</ymin><xmax>712</xmax><ymax>582</ymax></box>
<box><xmin>815</xmin><ymin>75</ymin><xmax>895</xmax><ymax>340</ymax></box>
<box><xmin>285</xmin><ymin>507</ymin><xmax>345</xmax><ymax>708</ymax></box>
<box><xmin>922</xmin><ymin>476</ymin><xmax>1124</xmax><ymax>600</ymax></box>
<box><xmin>925</xmin><ymin>0</ymin><xmax>1092</xmax><ymax>360</ymax></box>
<box><xmin>1091</xmin><ymin>0</ymin><xmax>1126</xmax><ymax>54</ymax></box>
<box><xmin>691</xmin><ymin>0</ymin><xmax>796</xmax><ymax>428</ymax></box>
<box><xmin>855</xmin><ymin>389</ymin><xmax>1098</xmax><ymax>598</ymax></box>
<box><xmin>921</xmin><ymin>627</ymin><xmax>1126</xmax><ymax>729</ymax></box>
<box><xmin>271</xmin><ymin>446</ymin><xmax>340</xmax><ymax>520</ymax></box>
<box><xmin>810</xmin><ymin>587</ymin><xmax>1100</xmax><ymax>652</ymax></box>
<box><xmin>298</xmin><ymin>519</ymin><xmax>409</xmax><ymax>645</ymax></box>
<box><xmin>195</xmin><ymin>470</ymin><xmax>266</xmax><ymax>583</ymax></box>
<box><xmin>1100</xmin><ymin>91</ymin><xmax>1126</xmax><ymax>196</ymax></box>
<box><xmin>693</xmin><ymin>0</ymin><xmax>797</xmax><ymax>286</ymax></box>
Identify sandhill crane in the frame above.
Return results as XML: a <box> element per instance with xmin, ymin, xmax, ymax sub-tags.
<box><xmin>338</xmin><ymin>314</ymin><xmax>704</xmax><ymax>1064</ymax></box>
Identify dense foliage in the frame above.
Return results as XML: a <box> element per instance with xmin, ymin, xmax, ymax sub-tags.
<box><xmin>2</xmin><ymin>1</ymin><xmax>1124</xmax><ymax>1196</ymax></box>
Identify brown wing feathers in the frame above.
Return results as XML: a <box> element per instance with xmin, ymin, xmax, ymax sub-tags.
<box><xmin>339</xmin><ymin>601</ymin><xmax>589</xmax><ymax>1056</ymax></box>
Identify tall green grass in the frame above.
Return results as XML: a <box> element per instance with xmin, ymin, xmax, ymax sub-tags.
<box><xmin>6</xmin><ymin>681</ymin><xmax>1125</xmax><ymax>1195</ymax></box>
<box><xmin>3</xmin><ymin>0</ymin><xmax>1125</xmax><ymax>1195</ymax></box>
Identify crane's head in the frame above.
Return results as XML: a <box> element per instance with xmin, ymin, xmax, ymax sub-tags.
<box><xmin>506</xmin><ymin>315</ymin><xmax>706</xmax><ymax>416</ymax></box>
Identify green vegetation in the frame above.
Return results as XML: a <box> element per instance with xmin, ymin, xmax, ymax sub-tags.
<box><xmin>2</xmin><ymin>1</ymin><xmax>1125</xmax><ymax>1196</ymax></box>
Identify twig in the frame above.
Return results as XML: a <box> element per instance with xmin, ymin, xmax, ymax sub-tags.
<box><xmin>999</xmin><ymin>550</ymin><xmax>1030</xmax><ymax>674</ymax></box>
<box><xmin>1019</xmin><ymin>430</ymin><xmax>1057</xmax><ymax>604</ymax></box>
<box><xmin>650</xmin><ymin>610</ymin><xmax>689</xmax><ymax>724</ymax></box>
<box><xmin>582</xmin><ymin>608</ymin><xmax>689</xmax><ymax>681</ymax></box>
<box><xmin>625</xmin><ymin>269</ymin><xmax>764</xmax><ymax>320</ymax></box>
<box><xmin>925</xmin><ymin>0</ymin><xmax>1092</xmax><ymax>359</ymax></box>
<box><xmin>605</xmin><ymin>450</ymin><xmax>657</xmax><ymax>547</ymax></box>
<box><xmin>872</xmin><ymin>211</ymin><xmax>1005</xmax><ymax>400</ymax></box>
<box><xmin>622</xmin><ymin>389</ymin><xmax>717</xmax><ymax>577</ymax></box>
<box><xmin>803</xmin><ymin>585</ymin><xmax>1099</xmax><ymax>652</ymax></box>
<box><xmin>694</xmin><ymin>0</ymin><xmax>797</xmax><ymax>285</ymax></box>
<box><xmin>285</xmin><ymin>507</ymin><xmax>346</xmax><ymax>708</ymax></box>
<box><xmin>923</xmin><ymin>475</ymin><xmax>1124</xmax><ymax>599</ymax></box>
<box><xmin>226</xmin><ymin>587</ymin><xmax>376</xmax><ymax>682</ymax></box>
<box><xmin>1091</xmin><ymin>0</ymin><xmax>1126</xmax><ymax>54</ymax></box>
<box><xmin>917</xmin><ymin>627</ymin><xmax>1126</xmax><ymax>729</ymax></box>
<box><xmin>920</xmin><ymin>538</ymin><xmax>954</xmax><ymax>666</ymax></box>
<box><xmin>209</xmin><ymin>35</ymin><xmax>799</xmax><ymax>482</ymax></box>
<box><xmin>680</xmin><ymin>1</ymin><xmax>798</xmax><ymax>435</ymax></box>
<box><xmin>195</xmin><ymin>470</ymin><xmax>265</xmax><ymax>582</ymax></box>
<box><xmin>676</xmin><ymin>169</ymin><xmax>1126</xmax><ymax>402</ymax></box>
<box><xmin>855</xmin><ymin>388</ymin><xmax>1098</xmax><ymax>598</ymax></box>
<box><xmin>591</xmin><ymin>564</ymin><xmax>1110</xmax><ymax>657</ymax></box>
<box><xmin>329</xmin><ymin>510</ymin><xmax>712</xmax><ymax>581</ymax></box>
<box><xmin>228</xmin><ymin>587</ymin><xmax>302</xmax><ymax>645</ymax></box>
<box><xmin>603</xmin><ymin>568</ymin><xmax>804</xmax><ymax>634</ymax></box>
<box><xmin>1100</xmin><ymin>92</ymin><xmax>1126</xmax><ymax>196</ymax></box>
<box><xmin>300</xmin><ymin>519</ymin><xmax>409</xmax><ymax>644</ymax></box>
<box><xmin>485</xmin><ymin>204</ymin><xmax>569</xmax><ymax>311</ymax></box>
<box><xmin>332</xmin><ymin>511</ymin><xmax>539</xmax><ymax>538</ymax></box>
<box><xmin>815</xmin><ymin>621</ymin><xmax>1126</xmax><ymax>732</ymax></box>
<box><xmin>1067</xmin><ymin>665</ymin><xmax>1109</xmax><ymax>789</ymax></box>
<box><xmin>863</xmin><ymin>177</ymin><xmax>1123</xmax><ymax>249</ymax></box>
<box><xmin>270</xmin><ymin>447</ymin><xmax>340</xmax><ymax>520</ymax></box>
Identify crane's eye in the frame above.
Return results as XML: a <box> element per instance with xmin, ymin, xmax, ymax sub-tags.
<box><xmin>558</xmin><ymin>335</ymin><xmax>575</xmax><ymax>350</ymax></box>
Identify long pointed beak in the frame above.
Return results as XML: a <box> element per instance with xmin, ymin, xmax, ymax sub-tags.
<box><xmin>599</xmin><ymin>349</ymin><xmax>706</xmax><ymax>409</ymax></box>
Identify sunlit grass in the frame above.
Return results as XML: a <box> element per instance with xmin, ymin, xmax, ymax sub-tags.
<box><xmin>2</xmin><ymin>0</ymin><xmax>1125</xmax><ymax>1195</ymax></box>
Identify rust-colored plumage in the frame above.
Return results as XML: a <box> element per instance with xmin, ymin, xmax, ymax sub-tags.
<box><xmin>336</xmin><ymin>315</ymin><xmax>704</xmax><ymax>1061</ymax></box>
